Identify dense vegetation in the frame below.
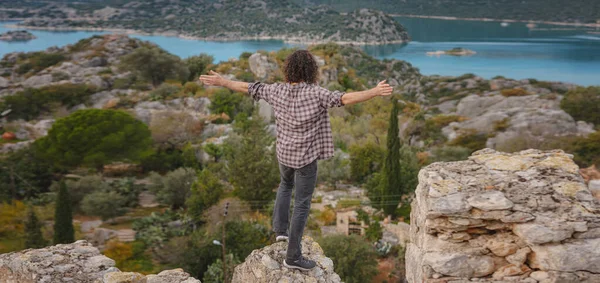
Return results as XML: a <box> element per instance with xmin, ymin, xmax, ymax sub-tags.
<box><xmin>1</xmin><ymin>0</ymin><xmax>409</xmax><ymax>43</ymax></box>
<box><xmin>295</xmin><ymin>0</ymin><xmax>600</xmax><ymax>23</ymax></box>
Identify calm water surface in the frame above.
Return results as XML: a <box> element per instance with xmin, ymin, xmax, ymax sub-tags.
<box><xmin>1</xmin><ymin>18</ymin><xmax>599</xmax><ymax>85</ymax></box>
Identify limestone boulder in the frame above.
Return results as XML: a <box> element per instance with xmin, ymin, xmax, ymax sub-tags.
<box><xmin>232</xmin><ymin>237</ymin><xmax>342</xmax><ymax>283</ymax></box>
<box><xmin>249</xmin><ymin>53</ymin><xmax>279</xmax><ymax>80</ymax></box>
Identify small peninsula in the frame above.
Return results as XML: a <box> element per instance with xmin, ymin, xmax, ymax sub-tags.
<box><xmin>427</xmin><ymin>48</ymin><xmax>476</xmax><ymax>57</ymax></box>
<box><xmin>1</xmin><ymin>0</ymin><xmax>409</xmax><ymax>45</ymax></box>
<box><xmin>0</xmin><ymin>30</ymin><xmax>36</xmax><ymax>42</ymax></box>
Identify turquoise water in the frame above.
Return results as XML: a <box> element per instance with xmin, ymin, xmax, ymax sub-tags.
<box><xmin>1</xmin><ymin>19</ymin><xmax>599</xmax><ymax>86</ymax></box>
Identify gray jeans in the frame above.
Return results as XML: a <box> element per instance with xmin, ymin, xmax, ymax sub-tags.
<box><xmin>272</xmin><ymin>159</ymin><xmax>318</xmax><ymax>261</ymax></box>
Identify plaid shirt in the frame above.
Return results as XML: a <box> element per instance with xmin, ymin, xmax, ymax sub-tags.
<box><xmin>248</xmin><ymin>82</ymin><xmax>345</xmax><ymax>169</ymax></box>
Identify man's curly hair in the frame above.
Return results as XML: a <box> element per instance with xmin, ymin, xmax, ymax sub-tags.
<box><xmin>284</xmin><ymin>50</ymin><xmax>319</xmax><ymax>84</ymax></box>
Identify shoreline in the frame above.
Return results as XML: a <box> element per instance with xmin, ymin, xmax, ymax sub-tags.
<box><xmin>389</xmin><ymin>14</ymin><xmax>600</xmax><ymax>28</ymax></box>
<box><xmin>3</xmin><ymin>24</ymin><xmax>409</xmax><ymax>46</ymax></box>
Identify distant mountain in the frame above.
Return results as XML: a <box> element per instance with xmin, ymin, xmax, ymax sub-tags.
<box><xmin>292</xmin><ymin>0</ymin><xmax>600</xmax><ymax>24</ymax></box>
<box><xmin>0</xmin><ymin>0</ymin><xmax>409</xmax><ymax>45</ymax></box>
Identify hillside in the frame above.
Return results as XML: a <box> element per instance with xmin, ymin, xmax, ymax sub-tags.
<box><xmin>0</xmin><ymin>0</ymin><xmax>409</xmax><ymax>45</ymax></box>
<box><xmin>0</xmin><ymin>34</ymin><xmax>599</xmax><ymax>282</ymax></box>
<box><xmin>294</xmin><ymin>0</ymin><xmax>600</xmax><ymax>24</ymax></box>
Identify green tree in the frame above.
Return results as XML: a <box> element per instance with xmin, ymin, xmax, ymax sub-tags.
<box><xmin>560</xmin><ymin>86</ymin><xmax>600</xmax><ymax>125</ymax></box>
<box><xmin>225</xmin><ymin>113</ymin><xmax>279</xmax><ymax>209</ymax></box>
<box><xmin>25</xmin><ymin>207</ymin><xmax>47</xmax><ymax>248</ymax></box>
<box><xmin>369</xmin><ymin>99</ymin><xmax>420</xmax><ymax>216</ymax></box>
<box><xmin>318</xmin><ymin>150</ymin><xmax>350</xmax><ymax>188</ymax></box>
<box><xmin>369</xmin><ymin>99</ymin><xmax>401</xmax><ymax>215</ymax></box>
<box><xmin>0</xmin><ymin>149</ymin><xmax>54</xmax><ymax>201</ymax></box>
<box><xmin>81</xmin><ymin>191</ymin><xmax>127</xmax><ymax>221</ymax></box>
<box><xmin>318</xmin><ymin>235</ymin><xmax>379</xmax><ymax>283</ymax></box>
<box><xmin>186</xmin><ymin>169</ymin><xmax>224</xmax><ymax>222</ymax></box>
<box><xmin>185</xmin><ymin>54</ymin><xmax>214</xmax><ymax>81</ymax></box>
<box><xmin>203</xmin><ymin>254</ymin><xmax>240</xmax><ymax>283</ymax></box>
<box><xmin>63</xmin><ymin>175</ymin><xmax>111</xmax><ymax>211</ymax></box>
<box><xmin>349</xmin><ymin>142</ymin><xmax>385</xmax><ymax>183</ymax></box>
<box><xmin>34</xmin><ymin>109</ymin><xmax>153</xmax><ymax>170</ymax></box>
<box><xmin>209</xmin><ymin>89</ymin><xmax>253</xmax><ymax>121</ymax></box>
<box><xmin>53</xmin><ymin>181</ymin><xmax>75</xmax><ymax>244</ymax></box>
<box><xmin>204</xmin><ymin>143</ymin><xmax>224</xmax><ymax>162</ymax></box>
<box><xmin>149</xmin><ymin>168</ymin><xmax>197</xmax><ymax>210</ymax></box>
<box><xmin>119</xmin><ymin>46</ymin><xmax>189</xmax><ymax>87</ymax></box>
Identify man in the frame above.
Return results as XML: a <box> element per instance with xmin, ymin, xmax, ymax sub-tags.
<box><xmin>200</xmin><ymin>50</ymin><xmax>392</xmax><ymax>271</ymax></box>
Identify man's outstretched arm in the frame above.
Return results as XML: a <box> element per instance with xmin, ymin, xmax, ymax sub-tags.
<box><xmin>341</xmin><ymin>80</ymin><xmax>393</xmax><ymax>105</ymax></box>
<box><xmin>199</xmin><ymin>70</ymin><xmax>249</xmax><ymax>93</ymax></box>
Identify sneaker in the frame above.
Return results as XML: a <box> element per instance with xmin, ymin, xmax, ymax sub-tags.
<box><xmin>276</xmin><ymin>233</ymin><xmax>289</xmax><ymax>242</ymax></box>
<box><xmin>283</xmin><ymin>256</ymin><xmax>316</xmax><ymax>271</ymax></box>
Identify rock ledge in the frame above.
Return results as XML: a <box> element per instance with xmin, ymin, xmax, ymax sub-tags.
<box><xmin>232</xmin><ymin>237</ymin><xmax>342</xmax><ymax>283</ymax></box>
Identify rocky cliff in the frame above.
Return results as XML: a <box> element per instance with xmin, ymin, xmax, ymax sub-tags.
<box><xmin>0</xmin><ymin>238</ymin><xmax>341</xmax><ymax>283</ymax></box>
<box><xmin>406</xmin><ymin>149</ymin><xmax>600</xmax><ymax>283</ymax></box>
<box><xmin>0</xmin><ymin>240</ymin><xmax>200</xmax><ymax>283</ymax></box>
<box><xmin>232</xmin><ymin>237</ymin><xmax>342</xmax><ymax>283</ymax></box>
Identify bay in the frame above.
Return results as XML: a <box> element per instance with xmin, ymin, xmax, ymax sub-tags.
<box><xmin>1</xmin><ymin>17</ymin><xmax>599</xmax><ymax>86</ymax></box>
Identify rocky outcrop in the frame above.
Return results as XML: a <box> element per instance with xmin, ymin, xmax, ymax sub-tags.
<box><xmin>0</xmin><ymin>240</ymin><xmax>200</xmax><ymax>283</ymax></box>
<box><xmin>249</xmin><ymin>53</ymin><xmax>279</xmax><ymax>81</ymax></box>
<box><xmin>406</xmin><ymin>149</ymin><xmax>600</xmax><ymax>283</ymax></box>
<box><xmin>232</xmin><ymin>237</ymin><xmax>342</xmax><ymax>283</ymax></box>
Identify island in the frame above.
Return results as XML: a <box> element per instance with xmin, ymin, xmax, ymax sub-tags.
<box><xmin>427</xmin><ymin>48</ymin><xmax>476</xmax><ymax>57</ymax></box>
<box><xmin>0</xmin><ymin>1</ymin><xmax>409</xmax><ymax>45</ymax></box>
<box><xmin>0</xmin><ymin>30</ymin><xmax>36</xmax><ymax>42</ymax></box>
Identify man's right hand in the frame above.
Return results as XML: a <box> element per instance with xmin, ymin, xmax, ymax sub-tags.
<box><xmin>374</xmin><ymin>80</ymin><xmax>393</xmax><ymax>96</ymax></box>
<box><xmin>199</xmin><ymin>70</ymin><xmax>226</xmax><ymax>87</ymax></box>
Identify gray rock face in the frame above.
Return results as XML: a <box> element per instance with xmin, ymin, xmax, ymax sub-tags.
<box><xmin>21</xmin><ymin>74</ymin><xmax>53</xmax><ymax>88</ymax></box>
<box><xmin>0</xmin><ymin>76</ymin><xmax>9</xmax><ymax>88</ymax></box>
<box><xmin>406</xmin><ymin>149</ymin><xmax>600</xmax><ymax>283</ymax></box>
<box><xmin>0</xmin><ymin>240</ymin><xmax>201</xmax><ymax>283</ymax></box>
<box><xmin>232</xmin><ymin>237</ymin><xmax>342</xmax><ymax>283</ymax></box>
<box><xmin>248</xmin><ymin>53</ymin><xmax>279</xmax><ymax>80</ymax></box>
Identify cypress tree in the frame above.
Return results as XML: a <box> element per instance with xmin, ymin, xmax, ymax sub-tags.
<box><xmin>382</xmin><ymin>98</ymin><xmax>402</xmax><ymax>216</ymax></box>
<box><xmin>25</xmin><ymin>207</ymin><xmax>47</xmax><ymax>249</ymax></box>
<box><xmin>53</xmin><ymin>181</ymin><xmax>75</xmax><ymax>244</ymax></box>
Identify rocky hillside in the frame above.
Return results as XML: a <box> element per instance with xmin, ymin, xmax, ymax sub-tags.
<box><xmin>1</xmin><ymin>0</ymin><xmax>409</xmax><ymax>45</ymax></box>
<box><xmin>1</xmin><ymin>33</ymin><xmax>596</xmax><ymax>163</ymax></box>
<box><xmin>295</xmin><ymin>0</ymin><xmax>600</xmax><ymax>24</ymax></box>
<box><xmin>0</xmin><ymin>240</ymin><xmax>200</xmax><ymax>283</ymax></box>
<box><xmin>407</xmin><ymin>149</ymin><xmax>600</xmax><ymax>282</ymax></box>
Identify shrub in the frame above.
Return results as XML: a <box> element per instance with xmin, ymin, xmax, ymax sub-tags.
<box><xmin>501</xmin><ymin>88</ymin><xmax>529</xmax><ymax>97</ymax></box>
<box><xmin>140</xmin><ymin>148</ymin><xmax>185</xmax><ymax>173</ymax></box>
<box><xmin>183</xmin><ymin>81</ymin><xmax>202</xmax><ymax>94</ymax></box>
<box><xmin>148</xmin><ymin>168</ymin><xmax>197</xmax><ymax>210</ymax></box>
<box><xmin>34</xmin><ymin>109</ymin><xmax>153</xmax><ymax>170</ymax></box>
<box><xmin>318</xmin><ymin>151</ymin><xmax>350</xmax><ymax>189</ymax></box>
<box><xmin>149</xmin><ymin>83</ymin><xmax>181</xmax><ymax>100</ymax></box>
<box><xmin>349</xmin><ymin>142</ymin><xmax>385</xmax><ymax>184</ymax></box>
<box><xmin>493</xmin><ymin>118</ymin><xmax>510</xmax><ymax>132</ymax></box>
<box><xmin>560</xmin><ymin>86</ymin><xmax>600</xmax><ymax>125</ymax></box>
<box><xmin>569</xmin><ymin>131</ymin><xmax>600</xmax><ymax>167</ymax></box>
<box><xmin>185</xmin><ymin>54</ymin><xmax>214</xmax><ymax>81</ymax></box>
<box><xmin>186</xmin><ymin>169</ymin><xmax>224</xmax><ymax>222</ymax></box>
<box><xmin>81</xmin><ymin>191</ymin><xmax>127</xmax><ymax>221</ymax></box>
<box><xmin>63</xmin><ymin>175</ymin><xmax>111</xmax><ymax>211</ymax></box>
<box><xmin>119</xmin><ymin>46</ymin><xmax>189</xmax><ymax>86</ymax></box>
<box><xmin>448</xmin><ymin>130</ymin><xmax>488</xmax><ymax>153</ymax></box>
<box><xmin>1</xmin><ymin>84</ymin><xmax>97</xmax><ymax>121</ymax></box>
<box><xmin>209</xmin><ymin>89</ymin><xmax>253</xmax><ymax>121</ymax></box>
<box><xmin>318</xmin><ymin>235</ymin><xmax>378</xmax><ymax>283</ymax></box>
<box><xmin>430</xmin><ymin>146</ymin><xmax>472</xmax><ymax>162</ymax></box>
<box><xmin>19</xmin><ymin>52</ymin><xmax>66</xmax><ymax>74</ymax></box>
